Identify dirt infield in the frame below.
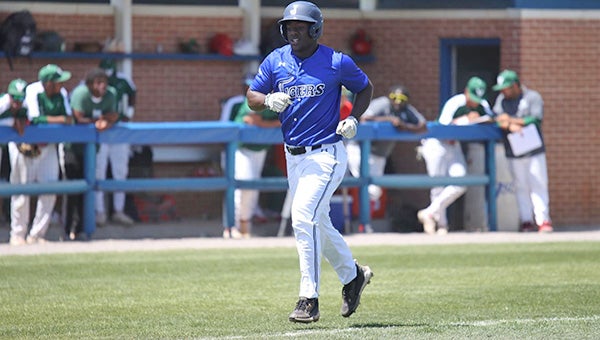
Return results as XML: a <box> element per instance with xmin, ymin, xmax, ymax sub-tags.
<box><xmin>1</xmin><ymin>218</ymin><xmax>599</xmax><ymax>256</ymax></box>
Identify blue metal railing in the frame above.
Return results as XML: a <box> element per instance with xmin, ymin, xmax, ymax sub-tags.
<box><xmin>0</xmin><ymin>121</ymin><xmax>503</xmax><ymax>236</ymax></box>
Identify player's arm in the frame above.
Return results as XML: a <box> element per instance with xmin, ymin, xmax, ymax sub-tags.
<box><xmin>247</xmin><ymin>88</ymin><xmax>291</xmax><ymax>113</ymax></box>
<box><xmin>44</xmin><ymin>114</ymin><xmax>73</xmax><ymax>125</ymax></box>
<box><xmin>246</xmin><ymin>88</ymin><xmax>267</xmax><ymax>112</ymax></box>
<box><xmin>124</xmin><ymin>90</ymin><xmax>136</xmax><ymax>121</ymax></box>
<box><xmin>72</xmin><ymin>109</ymin><xmax>93</xmax><ymax>124</ymax></box>
<box><xmin>95</xmin><ymin>111</ymin><xmax>118</xmax><ymax>131</ymax></box>
<box><xmin>348</xmin><ymin>80</ymin><xmax>373</xmax><ymax>119</ymax></box>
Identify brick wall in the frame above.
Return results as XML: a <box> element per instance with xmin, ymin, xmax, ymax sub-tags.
<box><xmin>1</xmin><ymin>9</ymin><xmax>599</xmax><ymax>227</ymax></box>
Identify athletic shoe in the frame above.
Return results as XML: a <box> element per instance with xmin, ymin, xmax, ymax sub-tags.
<box><xmin>26</xmin><ymin>236</ymin><xmax>47</xmax><ymax>245</ymax></box>
<box><xmin>289</xmin><ymin>297</ymin><xmax>319</xmax><ymax>323</ymax></box>
<box><xmin>519</xmin><ymin>221</ymin><xmax>536</xmax><ymax>232</ymax></box>
<box><xmin>96</xmin><ymin>212</ymin><xmax>107</xmax><ymax>226</ymax></box>
<box><xmin>417</xmin><ymin>209</ymin><xmax>436</xmax><ymax>235</ymax></box>
<box><xmin>437</xmin><ymin>227</ymin><xmax>448</xmax><ymax>235</ymax></box>
<box><xmin>223</xmin><ymin>227</ymin><xmax>244</xmax><ymax>239</ymax></box>
<box><xmin>9</xmin><ymin>236</ymin><xmax>26</xmax><ymax>246</ymax></box>
<box><xmin>341</xmin><ymin>261</ymin><xmax>374</xmax><ymax>317</ymax></box>
<box><xmin>538</xmin><ymin>221</ymin><xmax>553</xmax><ymax>233</ymax></box>
<box><xmin>112</xmin><ymin>211</ymin><xmax>134</xmax><ymax>226</ymax></box>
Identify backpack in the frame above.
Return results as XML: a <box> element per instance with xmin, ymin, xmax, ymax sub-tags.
<box><xmin>0</xmin><ymin>10</ymin><xmax>37</xmax><ymax>70</ymax></box>
<box><xmin>34</xmin><ymin>30</ymin><xmax>65</xmax><ymax>52</ymax></box>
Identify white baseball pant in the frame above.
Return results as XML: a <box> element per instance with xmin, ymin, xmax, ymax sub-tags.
<box><xmin>285</xmin><ymin>141</ymin><xmax>356</xmax><ymax>299</ymax></box>
<box><xmin>346</xmin><ymin>142</ymin><xmax>385</xmax><ymax>201</ymax></box>
<box><xmin>234</xmin><ymin>147</ymin><xmax>267</xmax><ymax>226</ymax></box>
<box><xmin>508</xmin><ymin>152</ymin><xmax>550</xmax><ymax>225</ymax></box>
<box><xmin>8</xmin><ymin>143</ymin><xmax>59</xmax><ymax>239</ymax></box>
<box><xmin>95</xmin><ymin>143</ymin><xmax>130</xmax><ymax>214</ymax></box>
<box><xmin>420</xmin><ymin>139</ymin><xmax>467</xmax><ymax>228</ymax></box>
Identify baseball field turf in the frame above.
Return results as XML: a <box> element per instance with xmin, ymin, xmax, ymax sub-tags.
<box><xmin>1</xmin><ymin>241</ymin><xmax>599</xmax><ymax>339</ymax></box>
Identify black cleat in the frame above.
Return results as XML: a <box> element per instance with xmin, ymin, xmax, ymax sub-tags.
<box><xmin>341</xmin><ymin>262</ymin><xmax>373</xmax><ymax>317</ymax></box>
<box><xmin>289</xmin><ymin>297</ymin><xmax>320</xmax><ymax>323</ymax></box>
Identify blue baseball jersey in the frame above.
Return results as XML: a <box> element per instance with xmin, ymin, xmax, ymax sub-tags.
<box><xmin>251</xmin><ymin>44</ymin><xmax>370</xmax><ymax>146</ymax></box>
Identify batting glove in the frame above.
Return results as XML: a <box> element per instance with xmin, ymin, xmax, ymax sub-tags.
<box><xmin>336</xmin><ymin>116</ymin><xmax>358</xmax><ymax>139</ymax></box>
<box><xmin>264</xmin><ymin>92</ymin><xmax>292</xmax><ymax>113</ymax></box>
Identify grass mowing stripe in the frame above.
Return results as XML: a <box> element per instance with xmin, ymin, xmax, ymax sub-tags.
<box><xmin>0</xmin><ymin>242</ymin><xmax>599</xmax><ymax>339</ymax></box>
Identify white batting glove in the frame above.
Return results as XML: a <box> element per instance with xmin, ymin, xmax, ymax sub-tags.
<box><xmin>264</xmin><ymin>92</ymin><xmax>292</xmax><ymax>113</ymax></box>
<box><xmin>336</xmin><ymin>116</ymin><xmax>358</xmax><ymax>139</ymax></box>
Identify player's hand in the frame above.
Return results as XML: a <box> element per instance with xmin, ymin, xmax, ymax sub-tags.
<box><xmin>495</xmin><ymin>113</ymin><xmax>510</xmax><ymax>129</ymax></box>
<box><xmin>336</xmin><ymin>116</ymin><xmax>358</xmax><ymax>139</ymax></box>
<box><xmin>264</xmin><ymin>92</ymin><xmax>292</xmax><ymax>113</ymax></box>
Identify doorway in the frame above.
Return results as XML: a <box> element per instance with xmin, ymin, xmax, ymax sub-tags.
<box><xmin>439</xmin><ymin>38</ymin><xmax>500</xmax><ymax>230</ymax></box>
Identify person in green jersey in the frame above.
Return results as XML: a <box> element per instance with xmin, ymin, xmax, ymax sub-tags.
<box><xmin>96</xmin><ymin>58</ymin><xmax>137</xmax><ymax>226</ymax></box>
<box><xmin>9</xmin><ymin>64</ymin><xmax>74</xmax><ymax>245</ymax></box>
<box><xmin>1</xmin><ymin>79</ymin><xmax>28</xmax><ymax>235</ymax></box>
<box><xmin>64</xmin><ymin>68</ymin><xmax>118</xmax><ymax>240</ymax></box>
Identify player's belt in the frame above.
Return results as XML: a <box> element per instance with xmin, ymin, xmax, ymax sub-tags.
<box><xmin>285</xmin><ymin>144</ymin><xmax>322</xmax><ymax>155</ymax></box>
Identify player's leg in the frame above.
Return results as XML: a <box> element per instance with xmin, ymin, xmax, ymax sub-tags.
<box><xmin>8</xmin><ymin>143</ymin><xmax>29</xmax><ymax>245</ymax></box>
<box><xmin>367</xmin><ymin>154</ymin><xmax>386</xmax><ymax>201</ymax></box>
<box><xmin>108</xmin><ymin>143</ymin><xmax>133</xmax><ymax>225</ymax></box>
<box><xmin>508</xmin><ymin>157</ymin><xmax>535</xmax><ymax>229</ymax></box>
<box><xmin>528</xmin><ymin>153</ymin><xmax>552</xmax><ymax>229</ymax></box>
<box><xmin>418</xmin><ymin>139</ymin><xmax>448</xmax><ymax>233</ymax></box>
<box><xmin>285</xmin><ymin>148</ymin><xmax>321</xmax><ymax>322</ymax></box>
<box><xmin>94</xmin><ymin>144</ymin><xmax>110</xmax><ymax>225</ymax></box>
<box><xmin>28</xmin><ymin>145</ymin><xmax>60</xmax><ymax>242</ymax></box>
<box><xmin>313</xmin><ymin>142</ymin><xmax>355</xmax><ymax>284</ymax></box>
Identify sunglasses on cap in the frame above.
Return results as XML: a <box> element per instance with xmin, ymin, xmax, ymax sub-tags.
<box><xmin>389</xmin><ymin>92</ymin><xmax>408</xmax><ymax>103</ymax></box>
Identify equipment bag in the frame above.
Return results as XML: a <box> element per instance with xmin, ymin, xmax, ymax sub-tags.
<box><xmin>0</xmin><ymin>10</ymin><xmax>37</xmax><ymax>70</ymax></box>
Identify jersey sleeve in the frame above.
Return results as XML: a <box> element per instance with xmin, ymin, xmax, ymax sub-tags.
<box><xmin>251</xmin><ymin>51</ymin><xmax>277</xmax><ymax>94</ymax></box>
<box><xmin>24</xmin><ymin>82</ymin><xmax>42</xmax><ymax>120</ymax></box>
<box><xmin>69</xmin><ymin>85</ymin><xmax>85</xmax><ymax>112</ymax></box>
<box><xmin>438</xmin><ymin>94</ymin><xmax>464</xmax><ymax>125</ymax></box>
<box><xmin>339</xmin><ymin>53</ymin><xmax>370</xmax><ymax>94</ymax></box>
<box><xmin>492</xmin><ymin>94</ymin><xmax>505</xmax><ymax>115</ymax></box>
<box><xmin>407</xmin><ymin>104</ymin><xmax>427</xmax><ymax>123</ymax></box>
<box><xmin>60</xmin><ymin>87</ymin><xmax>72</xmax><ymax>115</ymax></box>
<box><xmin>106</xmin><ymin>86</ymin><xmax>118</xmax><ymax>113</ymax></box>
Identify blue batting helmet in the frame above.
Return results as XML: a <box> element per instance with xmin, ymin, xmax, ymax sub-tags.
<box><xmin>279</xmin><ymin>1</ymin><xmax>323</xmax><ymax>41</ymax></box>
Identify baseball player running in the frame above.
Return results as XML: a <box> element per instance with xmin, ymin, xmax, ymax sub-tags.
<box><xmin>246</xmin><ymin>1</ymin><xmax>374</xmax><ymax>323</ymax></box>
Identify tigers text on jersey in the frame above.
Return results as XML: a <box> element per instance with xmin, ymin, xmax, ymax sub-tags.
<box><xmin>251</xmin><ymin>44</ymin><xmax>369</xmax><ymax>146</ymax></box>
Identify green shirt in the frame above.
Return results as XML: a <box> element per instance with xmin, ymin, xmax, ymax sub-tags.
<box><xmin>68</xmin><ymin>84</ymin><xmax>117</xmax><ymax>155</ymax></box>
<box><xmin>70</xmin><ymin>84</ymin><xmax>117</xmax><ymax>119</ymax></box>
<box><xmin>233</xmin><ymin>98</ymin><xmax>279</xmax><ymax>151</ymax></box>
<box><xmin>108</xmin><ymin>74</ymin><xmax>136</xmax><ymax>118</ymax></box>
<box><xmin>0</xmin><ymin>93</ymin><xmax>27</xmax><ymax>120</ymax></box>
<box><xmin>32</xmin><ymin>89</ymin><xmax>70</xmax><ymax>124</ymax></box>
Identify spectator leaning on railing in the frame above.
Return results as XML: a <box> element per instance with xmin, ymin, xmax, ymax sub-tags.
<box><xmin>9</xmin><ymin>64</ymin><xmax>74</xmax><ymax>246</ymax></box>
<box><xmin>64</xmin><ymin>67</ymin><xmax>119</xmax><ymax>240</ymax></box>
<box><xmin>417</xmin><ymin>76</ymin><xmax>493</xmax><ymax>235</ymax></box>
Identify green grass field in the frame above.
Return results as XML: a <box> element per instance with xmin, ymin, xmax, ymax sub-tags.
<box><xmin>1</xmin><ymin>241</ymin><xmax>599</xmax><ymax>339</ymax></box>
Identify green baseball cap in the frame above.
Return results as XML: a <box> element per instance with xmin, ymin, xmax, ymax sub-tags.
<box><xmin>466</xmin><ymin>76</ymin><xmax>486</xmax><ymax>104</ymax></box>
<box><xmin>99</xmin><ymin>58</ymin><xmax>116</xmax><ymax>70</ymax></box>
<box><xmin>38</xmin><ymin>64</ymin><xmax>72</xmax><ymax>83</ymax></box>
<box><xmin>7</xmin><ymin>78</ymin><xmax>27</xmax><ymax>101</ymax></box>
<box><xmin>492</xmin><ymin>69</ymin><xmax>519</xmax><ymax>91</ymax></box>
